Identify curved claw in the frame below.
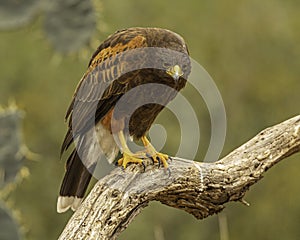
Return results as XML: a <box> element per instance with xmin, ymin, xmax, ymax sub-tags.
<box><xmin>151</xmin><ymin>152</ymin><xmax>169</xmax><ymax>169</ymax></box>
<box><xmin>164</xmin><ymin>167</ymin><xmax>171</xmax><ymax>177</ymax></box>
<box><xmin>140</xmin><ymin>136</ymin><xmax>170</xmax><ymax>169</ymax></box>
<box><xmin>117</xmin><ymin>152</ymin><xmax>144</xmax><ymax>169</ymax></box>
<box><xmin>141</xmin><ymin>162</ymin><xmax>146</xmax><ymax>172</ymax></box>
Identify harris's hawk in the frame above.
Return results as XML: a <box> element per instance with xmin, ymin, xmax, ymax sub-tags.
<box><xmin>57</xmin><ymin>27</ymin><xmax>191</xmax><ymax>213</ymax></box>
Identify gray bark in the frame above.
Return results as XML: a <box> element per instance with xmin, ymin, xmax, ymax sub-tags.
<box><xmin>59</xmin><ymin>115</ymin><xmax>300</xmax><ymax>240</ymax></box>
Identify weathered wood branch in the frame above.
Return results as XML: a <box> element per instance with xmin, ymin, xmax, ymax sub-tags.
<box><xmin>59</xmin><ymin>115</ymin><xmax>300</xmax><ymax>240</ymax></box>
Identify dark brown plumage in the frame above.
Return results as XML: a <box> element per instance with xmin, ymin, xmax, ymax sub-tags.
<box><xmin>57</xmin><ymin>27</ymin><xmax>191</xmax><ymax>213</ymax></box>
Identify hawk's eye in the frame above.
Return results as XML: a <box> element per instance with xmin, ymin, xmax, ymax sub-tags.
<box><xmin>163</xmin><ymin>62</ymin><xmax>171</xmax><ymax>69</ymax></box>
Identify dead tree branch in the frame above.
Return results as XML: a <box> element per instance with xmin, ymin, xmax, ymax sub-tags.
<box><xmin>59</xmin><ymin>115</ymin><xmax>300</xmax><ymax>240</ymax></box>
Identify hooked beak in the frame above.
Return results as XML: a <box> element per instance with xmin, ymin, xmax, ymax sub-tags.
<box><xmin>166</xmin><ymin>65</ymin><xmax>184</xmax><ymax>81</ymax></box>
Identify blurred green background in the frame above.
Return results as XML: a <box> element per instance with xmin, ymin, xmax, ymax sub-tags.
<box><xmin>0</xmin><ymin>0</ymin><xmax>299</xmax><ymax>239</ymax></box>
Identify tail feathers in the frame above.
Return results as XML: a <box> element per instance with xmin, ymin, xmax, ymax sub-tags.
<box><xmin>60</xmin><ymin>128</ymin><xmax>74</xmax><ymax>157</ymax></box>
<box><xmin>57</xmin><ymin>196</ymin><xmax>82</xmax><ymax>213</ymax></box>
<box><xmin>57</xmin><ymin>150</ymin><xmax>93</xmax><ymax>213</ymax></box>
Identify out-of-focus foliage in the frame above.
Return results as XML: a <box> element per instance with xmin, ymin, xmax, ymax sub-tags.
<box><xmin>44</xmin><ymin>0</ymin><xmax>96</xmax><ymax>53</ymax></box>
<box><xmin>0</xmin><ymin>0</ymin><xmax>299</xmax><ymax>239</ymax></box>
<box><xmin>0</xmin><ymin>202</ymin><xmax>21</xmax><ymax>240</ymax></box>
<box><xmin>0</xmin><ymin>105</ymin><xmax>30</xmax><ymax>240</ymax></box>
<box><xmin>0</xmin><ymin>0</ymin><xmax>40</xmax><ymax>30</ymax></box>
<box><xmin>0</xmin><ymin>0</ymin><xmax>96</xmax><ymax>53</ymax></box>
<box><xmin>0</xmin><ymin>106</ymin><xmax>25</xmax><ymax>187</ymax></box>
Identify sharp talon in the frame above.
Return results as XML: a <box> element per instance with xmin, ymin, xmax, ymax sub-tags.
<box><xmin>157</xmin><ymin>156</ymin><xmax>163</xmax><ymax>168</ymax></box>
<box><xmin>168</xmin><ymin>156</ymin><xmax>172</xmax><ymax>161</ymax></box>
<box><xmin>165</xmin><ymin>167</ymin><xmax>171</xmax><ymax>177</ymax></box>
<box><xmin>117</xmin><ymin>152</ymin><xmax>144</xmax><ymax>169</ymax></box>
<box><xmin>142</xmin><ymin>162</ymin><xmax>146</xmax><ymax>172</ymax></box>
<box><xmin>140</xmin><ymin>136</ymin><xmax>170</xmax><ymax>170</ymax></box>
<box><xmin>157</xmin><ymin>157</ymin><xmax>161</xmax><ymax>168</ymax></box>
<box><xmin>150</xmin><ymin>156</ymin><xmax>155</xmax><ymax>165</ymax></box>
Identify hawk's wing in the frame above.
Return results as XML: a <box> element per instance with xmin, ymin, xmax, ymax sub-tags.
<box><xmin>57</xmin><ymin>30</ymin><xmax>148</xmax><ymax>212</ymax></box>
<box><xmin>57</xmin><ymin>27</ymin><xmax>191</xmax><ymax>213</ymax></box>
<box><xmin>61</xmin><ymin>29</ymin><xmax>148</xmax><ymax>155</ymax></box>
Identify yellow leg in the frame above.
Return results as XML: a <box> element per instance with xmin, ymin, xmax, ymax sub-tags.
<box><xmin>141</xmin><ymin>136</ymin><xmax>169</xmax><ymax>168</ymax></box>
<box><xmin>117</xmin><ymin>131</ymin><xmax>145</xmax><ymax>169</ymax></box>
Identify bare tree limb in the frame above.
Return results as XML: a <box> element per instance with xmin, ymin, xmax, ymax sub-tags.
<box><xmin>58</xmin><ymin>115</ymin><xmax>300</xmax><ymax>240</ymax></box>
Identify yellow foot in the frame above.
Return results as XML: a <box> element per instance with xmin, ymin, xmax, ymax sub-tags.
<box><xmin>140</xmin><ymin>136</ymin><xmax>170</xmax><ymax>169</ymax></box>
<box><xmin>149</xmin><ymin>151</ymin><xmax>170</xmax><ymax>168</ymax></box>
<box><xmin>117</xmin><ymin>152</ymin><xmax>145</xmax><ymax>169</ymax></box>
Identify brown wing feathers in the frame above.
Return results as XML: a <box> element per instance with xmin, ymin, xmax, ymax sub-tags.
<box><xmin>58</xmin><ymin>28</ymin><xmax>190</xmax><ymax>213</ymax></box>
<box><xmin>60</xmin><ymin>32</ymin><xmax>147</xmax><ymax>155</ymax></box>
<box><xmin>57</xmin><ymin>29</ymin><xmax>149</xmax><ymax>213</ymax></box>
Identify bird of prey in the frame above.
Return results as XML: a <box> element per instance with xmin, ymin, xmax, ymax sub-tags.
<box><xmin>57</xmin><ymin>27</ymin><xmax>191</xmax><ymax>213</ymax></box>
